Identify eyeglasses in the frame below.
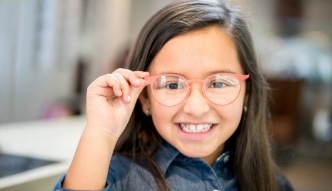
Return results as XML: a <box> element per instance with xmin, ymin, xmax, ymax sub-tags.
<box><xmin>144</xmin><ymin>73</ymin><xmax>249</xmax><ymax>106</ymax></box>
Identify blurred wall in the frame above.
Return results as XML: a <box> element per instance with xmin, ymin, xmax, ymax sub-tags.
<box><xmin>0</xmin><ymin>0</ymin><xmax>81</xmax><ymax>123</ymax></box>
<box><xmin>128</xmin><ymin>0</ymin><xmax>173</xmax><ymax>43</ymax></box>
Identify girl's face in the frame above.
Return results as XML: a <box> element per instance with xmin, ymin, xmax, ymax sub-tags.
<box><xmin>140</xmin><ymin>26</ymin><xmax>247</xmax><ymax>165</ymax></box>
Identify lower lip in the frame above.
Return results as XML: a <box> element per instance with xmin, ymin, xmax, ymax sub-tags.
<box><xmin>176</xmin><ymin>124</ymin><xmax>215</xmax><ymax>142</ymax></box>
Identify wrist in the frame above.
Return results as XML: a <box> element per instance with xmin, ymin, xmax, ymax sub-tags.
<box><xmin>82</xmin><ymin>124</ymin><xmax>119</xmax><ymax>154</ymax></box>
<box><xmin>85</xmin><ymin>120</ymin><xmax>124</xmax><ymax>141</ymax></box>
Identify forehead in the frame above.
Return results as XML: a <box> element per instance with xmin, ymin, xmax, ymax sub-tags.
<box><xmin>149</xmin><ymin>26</ymin><xmax>244</xmax><ymax>77</ymax></box>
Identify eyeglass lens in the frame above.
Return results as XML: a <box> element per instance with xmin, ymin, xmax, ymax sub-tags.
<box><xmin>151</xmin><ymin>74</ymin><xmax>242</xmax><ymax>106</ymax></box>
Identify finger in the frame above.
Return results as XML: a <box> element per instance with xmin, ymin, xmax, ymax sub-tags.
<box><xmin>129</xmin><ymin>71</ymin><xmax>150</xmax><ymax>87</ymax></box>
<box><xmin>87</xmin><ymin>74</ymin><xmax>118</xmax><ymax>97</ymax></box>
<box><xmin>111</xmin><ymin>71</ymin><xmax>149</xmax><ymax>105</ymax></box>
<box><xmin>89</xmin><ymin>70</ymin><xmax>149</xmax><ymax>105</ymax></box>
<box><xmin>114</xmin><ymin>69</ymin><xmax>149</xmax><ymax>87</ymax></box>
<box><xmin>106</xmin><ymin>74</ymin><xmax>123</xmax><ymax>97</ymax></box>
<box><xmin>127</xmin><ymin>79</ymin><xmax>149</xmax><ymax>105</ymax></box>
<box><xmin>112</xmin><ymin>73</ymin><xmax>131</xmax><ymax>102</ymax></box>
<box><xmin>112</xmin><ymin>72</ymin><xmax>149</xmax><ymax>103</ymax></box>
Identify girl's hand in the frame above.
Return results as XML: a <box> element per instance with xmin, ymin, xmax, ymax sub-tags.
<box><xmin>85</xmin><ymin>68</ymin><xmax>150</xmax><ymax>139</ymax></box>
<box><xmin>63</xmin><ymin>69</ymin><xmax>150</xmax><ymax>189</ymax></box>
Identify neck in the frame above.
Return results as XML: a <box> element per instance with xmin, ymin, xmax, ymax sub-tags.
<box><xmin>202</xmin><ymin>144</ymin><xmax>224</xmax><ymax>165</ymax></box>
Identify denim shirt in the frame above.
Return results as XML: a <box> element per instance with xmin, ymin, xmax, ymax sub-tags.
<box><xmin>54</xmin><ymin>142</ymin><xmax>293</xmax><ymax>191</ymax></box>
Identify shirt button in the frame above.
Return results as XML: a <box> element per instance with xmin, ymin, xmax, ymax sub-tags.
<box><xmin>223</xmin><ymin>155</ymin><xmax>230</xmax><ymax>163</ymax></box>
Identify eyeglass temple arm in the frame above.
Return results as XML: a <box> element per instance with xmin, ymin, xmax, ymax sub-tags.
<box><xmin>143</xmin><ymin>76</ymin><xmax>159</xmax><ymax>84</ymax></box>
<box><xmin>238</xmin><ymin>74</ymin><xmax>250</xmax><ymax>81</ymax></box>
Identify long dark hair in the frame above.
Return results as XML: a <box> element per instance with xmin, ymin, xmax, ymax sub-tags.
<box><xmin>115</xmin><ymin>1</ymin><xmax>279</xmax><ymax>190</ymax></box>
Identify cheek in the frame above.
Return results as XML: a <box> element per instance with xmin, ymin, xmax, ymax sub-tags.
<box><xmin>221</xmin><ymin>94</ymin><xmax>245</xmax><ymax>123</ymax></box>
<box><xmin>220</xmin><ymin>104</ymin><xmax>243</xmax><ymax>121</ymax></box>
<box><xmin>150</xmin><ymin>101</ymin><xmax>175</xmax><ymax>127</ymax></box>
<box><xmin>147</xmin><ymin>88</ymin><xmax>177</xmax><ymax>120</ymax></box>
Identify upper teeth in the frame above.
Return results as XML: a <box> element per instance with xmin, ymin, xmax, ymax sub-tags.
<box><xmin>180</xmin><ymin>124</ymin><xmax>212</xmax><ymax>133</ymax></box>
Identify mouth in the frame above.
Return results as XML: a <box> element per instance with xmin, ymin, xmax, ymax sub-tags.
<box><xmin>179</xmin><ymin>123</ymin><xmax>214</xmax><ymax>133</ymax></box>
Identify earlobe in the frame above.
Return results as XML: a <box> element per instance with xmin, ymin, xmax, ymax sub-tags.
<box><xmin>243</xmin><ymin>94</ymin><xmax>249</xmax><ymax>113</ymax></box>
<box><xmin>139</xmin><ymin>92</ymin><xmax>151</xmax><ymax>116</ymax></box>
<box><xmin>244</xmin><ymin>80</ymin><xmax>250</xmax><ymax>106</ymax></box>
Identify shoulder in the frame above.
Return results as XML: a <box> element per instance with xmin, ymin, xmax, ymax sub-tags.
<box><xmin>108</xmin><ymin>155</ymin><xmax>135</xmax><ymax>177</ymax></box>
<box><xmin>107</xmin><ymin>154</ymin><xmax>159</xmax><ymax>190</ymax></box>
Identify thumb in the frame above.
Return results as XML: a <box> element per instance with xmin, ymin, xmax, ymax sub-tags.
<box><xmin>127</xmin><ymin>79</ymin><xmax>149</xmax><ymax>108</ymax></box>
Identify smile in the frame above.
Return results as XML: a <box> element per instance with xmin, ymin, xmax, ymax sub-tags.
<box><xmin>179</xmin><ymin>123</ymin><xmax>213</xmax><ymax>133</ymax></box>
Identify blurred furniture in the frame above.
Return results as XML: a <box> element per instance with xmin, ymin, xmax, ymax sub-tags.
<box><xmin>0</xmin><ymin>116</ymin><xmax>84</xmax><ymax>189</ymax></box>
<box><xmin>268</xmin><ymin>78</ymin><xmax>305</xmax><ymax>147</ymax></box>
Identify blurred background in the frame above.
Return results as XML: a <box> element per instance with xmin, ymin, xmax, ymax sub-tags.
<box><xmin>0</xmin><ymin>0</ymin><xmax>331</xmax><ymax>190</ymax></box>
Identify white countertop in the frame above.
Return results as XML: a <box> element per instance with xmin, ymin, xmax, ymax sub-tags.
<box><xmin>0</xmin><ymin>116</ymin><xmax>85</xmax><ymax>188</ymax></box>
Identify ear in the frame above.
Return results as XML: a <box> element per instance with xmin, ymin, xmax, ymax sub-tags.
<box><xmin>138</xmin><ymin>89</ymin><xmax>151</xmax><ymax>115</ymax></box>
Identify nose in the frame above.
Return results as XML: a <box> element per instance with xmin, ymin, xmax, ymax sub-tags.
<box><xmin>183</xmin><ymin>86</ymin><xmax>210</xmax><ymax>117</ymax></box>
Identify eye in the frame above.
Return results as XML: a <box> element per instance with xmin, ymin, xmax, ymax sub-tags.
<box><xmin>165</xmin><ymin>82</ymin><xmax>181</xmax><ymax>89</ymax></box>
<box><xmin>154</xmin><ymin>76</ymin><xmax>185</xmax><ymax>90</ymax></box>
<box><xmin>208</xmin><ymin>81</ymin><xmax>227</xmax><ymax>88</ymax></box>
<box><xmin>207</xmin><ymin>74</ymin><xmax>240</xmax><ymax>89</ymax></box>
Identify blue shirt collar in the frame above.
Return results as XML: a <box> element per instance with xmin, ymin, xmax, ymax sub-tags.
<box><xmin>153</xmin><ymin>141</ymin><xmax>234</xmax><ymax>177</ymax></box>
<box><xmin>153</xmin><ymin>142</ymin><xmax>180</xmax><ymax>174</ymax></box>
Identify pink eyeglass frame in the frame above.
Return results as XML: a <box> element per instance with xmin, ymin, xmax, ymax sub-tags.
<box><xmin>144</xmin><ymin>73</ymin><xmax>250</xmax><ymax>106</ymax></box>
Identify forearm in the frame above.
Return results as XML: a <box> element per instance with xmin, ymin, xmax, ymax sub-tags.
<box><xmin>63</xmin><ymin>125</ymin><xmax>117</xmax><ymax>190</ymax></box>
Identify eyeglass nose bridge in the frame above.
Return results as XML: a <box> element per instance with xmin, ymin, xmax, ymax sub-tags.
<box><xmin>184</xmin><ymin>79</ymin><xmax>209</xmax><ymax>100</ymax></box>
<box><xmin>186</xmin><ymin>78</ymin><xmax>207</xmax><ymax>85</ymax></box>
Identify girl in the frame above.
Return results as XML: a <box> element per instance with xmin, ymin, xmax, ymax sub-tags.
<box><xmin>54</xmin><ymin>0</ymin><xmax>293</xmax><ymax>190</ymax></box>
